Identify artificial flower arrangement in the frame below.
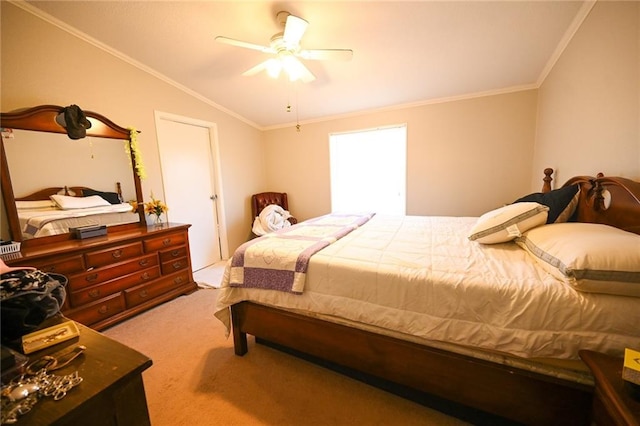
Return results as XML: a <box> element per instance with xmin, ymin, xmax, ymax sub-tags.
<box><xmin>144</xmin><ymin>195</ymin><xmax>169</xmax><ymax>224</ymax></box>
<box><xmin>125</xmin><ymin>127</ymin><xmax>147</xmax><ymax>180</ymax></box>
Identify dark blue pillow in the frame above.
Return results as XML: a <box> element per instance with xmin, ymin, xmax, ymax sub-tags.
<box><xmin>512</xmin><ymin>184</ymin><xmax>580</xmax><ymax>223</ymax></box>
<box><xmin>83</xmin><ymin>189</ymin><xmax>121</xmax><ymax>205</ymax></box>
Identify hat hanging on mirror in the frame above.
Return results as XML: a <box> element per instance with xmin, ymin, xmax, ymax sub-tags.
<box><xmin>55</xmin><ymin>105</ymin><xmax>92</xmax><ymax>140</ymax></box>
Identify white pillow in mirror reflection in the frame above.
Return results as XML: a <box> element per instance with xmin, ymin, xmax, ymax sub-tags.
<box><xmin>50</xmin><ymin>194</ymin><xmax>111</xmax><ymax>210</ymax></box>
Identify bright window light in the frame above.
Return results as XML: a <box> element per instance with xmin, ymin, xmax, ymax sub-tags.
<box><xmin>329</xmin><ymin>125</ymin><xmax>407</xmax><ymax>215</ymax></box>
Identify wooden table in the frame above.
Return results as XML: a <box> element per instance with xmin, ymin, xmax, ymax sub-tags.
<box><xmin>7</xmin><ymin>319</ymin><xmax>152</xmax><ymax>426</ymax></box>
<box><xmin>580</xmin><ymin>350</ymin><xmax>640</xmax><ymax>426</ymax></box>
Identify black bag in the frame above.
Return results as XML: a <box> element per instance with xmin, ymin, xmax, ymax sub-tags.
<box><xmin>1</xmin><ymin>269</ymin><xmax>67</xmax><ymax>342</ymax></box>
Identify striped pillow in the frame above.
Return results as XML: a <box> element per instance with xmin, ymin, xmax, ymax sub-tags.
<box><xmin>516</xmin><ymin>222</ymin><xmax>640</xmax><ymax>297</ymax></box>
<box><xmin>468</xmin><ymin>202</ymin><xmax>549</xmax><ymax>244</ymax></box>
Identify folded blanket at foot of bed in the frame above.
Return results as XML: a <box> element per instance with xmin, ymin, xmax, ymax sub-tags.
<box><xmin>231</xmin><ymin>212</ymin><xmax>374</xmax><ymax>293</ymax></box>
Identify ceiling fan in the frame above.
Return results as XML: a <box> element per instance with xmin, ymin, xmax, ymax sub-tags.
<box><xmin>215</xmin><ymin>11</ymin><xmax>353</xmax><ymax>83</ymax></box>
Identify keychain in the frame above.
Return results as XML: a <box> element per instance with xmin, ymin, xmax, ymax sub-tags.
<box><xmin>0</xmin><ymin>345</ymin><xmax>85</xmax><ymax>424</ymax></box>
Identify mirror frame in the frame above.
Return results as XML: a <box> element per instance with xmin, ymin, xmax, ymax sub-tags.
<box><xmin>1</xmin><ymin>104</ymin><xmax>146</xmax><ymax>246</ymax></box>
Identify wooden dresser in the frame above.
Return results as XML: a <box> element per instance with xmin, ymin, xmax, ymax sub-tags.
<box><xmin>2</xmin><ymin>223</ymin><xmax>197</xmax><ymax>330</ymax></box>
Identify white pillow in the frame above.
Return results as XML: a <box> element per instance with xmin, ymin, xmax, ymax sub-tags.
<box><xmin>50</xmin><ymin>194</ymin><xmax>111</xmax><ymax>210</ymax></box>
<box><xmin>516</xmin><ymin>222</ymin><xmax>640</xmax><ymax>297</ymax></box>
<box><xmin>15</xmin><ymin>200</ymin><xmax>56</xmax><ymax>210</ymax></box>
<box><xmin>468</xmin><ymin>202</ymin><xmax>549</xmax><ymax>244</ymax></box>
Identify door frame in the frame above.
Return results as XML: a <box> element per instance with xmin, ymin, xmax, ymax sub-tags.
<box><xmin>154</xmin><ymin>110</ymin><xmax>229</xmax><ymax>260</ymax></box>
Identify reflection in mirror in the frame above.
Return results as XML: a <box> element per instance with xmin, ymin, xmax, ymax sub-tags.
<box><xmin>1</xmin><ymin>104</ymin><xmax>145</xmax><ymax>245</ymax></box>
<box><xmin>6</xmin><ymin>130</ymin><xmax>136</xmax><ymax>200</ymax></box>
<box><xmin>3</xmin><ymin>130</ymin><xmax>139</xmax><ymax>240</ymax></box>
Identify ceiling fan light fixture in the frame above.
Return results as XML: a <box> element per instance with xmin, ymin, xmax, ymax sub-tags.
<box><xmin>265</xmin><ymin>58</ymin><xmax>282</xmax><ymax>78</ymax></box>
<box><xmin>281</xmin><ymin>54</ymin><xmax>304</xmax><ymax>81</ymax></box>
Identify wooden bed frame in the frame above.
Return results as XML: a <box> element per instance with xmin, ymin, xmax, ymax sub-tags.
<box><xmin>229</xmin><ymin>169</ymin><xmax>640</xmax><ymax>426</ymax></box>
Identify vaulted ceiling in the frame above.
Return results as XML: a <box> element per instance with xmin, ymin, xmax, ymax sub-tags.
<box><xmin>22</xmin><ymin>1</ymin><xmax>591</xmax><ymax>129</ymax></box>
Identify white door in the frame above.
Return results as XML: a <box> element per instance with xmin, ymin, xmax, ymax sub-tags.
<box><xmin>155</xmin><ymin>112</ymin><xmax>227</xmax><ymax>271</ymax></box>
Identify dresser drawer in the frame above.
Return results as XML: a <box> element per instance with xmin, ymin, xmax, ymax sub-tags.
<box><xmin>125</xmin><ymin>270</ymin><xmax>190</xmax><ymax>308</ymax></box>
<box><xmin>159</xmin><ymin>245</ymin><xmax>188</xmax><ymax>263</ymax></box>
<box><xmin>21</xmin><ymin>255</ymin><xmax>85</xmax><ymax>275</ymax></box>
<box><xmin>70</xmin><ymin>266</ymin><xmax>161</xmax><ymax>307</ymax></box>
<box><xmin>143</xmin><ymin>232</ymin><xmax>187</xmax><ymax>252</ymax></box>
<box><xmin>85</xmin><ymin>242</ymin><xmax>144</xmax><ymax>268</ymax></box>
<box><xmin>160</xmin><ymin>257</ymin><xmax>189</xmax><ymax>275</ymax></box>
<box><xmin>68</xmin><ymin>254</ymin><xmax>158</xmax><ymax>291</ymax></box>
<box><xmin>65</xmin><ymin>293</ymin><xmax>125</xmax><ymax>326</ymax></box>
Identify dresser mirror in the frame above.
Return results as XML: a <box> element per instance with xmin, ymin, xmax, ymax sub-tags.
<box><xmin>1</xmin><ymin>105</ymin><xmax>146</xmax><ymax>245</ymax></box>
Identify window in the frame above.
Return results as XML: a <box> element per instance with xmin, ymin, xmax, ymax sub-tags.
<box><xmin>329</xmin><ymin>125</ymin><xmax>407</xmax><ymax>215</ymax></box>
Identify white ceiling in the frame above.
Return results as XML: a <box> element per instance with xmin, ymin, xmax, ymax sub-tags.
<box><xmin>22</xmin><ymin>0</ymin><xmax>591</xmax><ymax>129</ymax></box>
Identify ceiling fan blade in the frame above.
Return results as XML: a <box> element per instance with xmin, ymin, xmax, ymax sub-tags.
<box><xmin>242</xmin><ymin>58</ymin><xmax>282</xmax><ymax>78</ymax></box>
<box><xmin>215</xmin><ymin>36</ymin><xmax>274</xmax><ymax>54</ymax></box>
<box><xmin>298</xmin><ymin>48</ymin><xmax>353</xmax><ymax>61</ymax></box>
<box><xmin>283</xmin><ymin>14</ymin><xmax>308</xmax><ymax>46</ymax></box>
<box><xmin>242</xmin><ymin>60</ymin><xmax>269</xmax><ymax>76</ymax></box>
<box><xmin>297</xmin><ymin>63</ymin><xmax>316</xmax><ymax>83</ymax></box>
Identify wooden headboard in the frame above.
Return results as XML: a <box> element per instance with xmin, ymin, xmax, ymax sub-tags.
<box><xmin>15</xmin><ymin>183</ymin><xmax>123</xmax><ymax>201</ymax></box>
<box><xmin>551</xmin><ymin>170</ymin><xmax>640</xmax><ymax>235</ymax></box>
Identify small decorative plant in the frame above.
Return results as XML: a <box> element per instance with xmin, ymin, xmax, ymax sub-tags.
<box><xmin>144</xmin><ymin>195</ymin><xmax>168</xmax><ymax>224</ymax></box>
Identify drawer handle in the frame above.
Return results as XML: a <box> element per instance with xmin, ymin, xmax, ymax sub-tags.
<box><xmin>139</xmin><ymin>290</ymin><xmax>149</xmax><ymax>299</ymax></box>
<box><xmin>172</xmin><ymin>261</ymin><xmax>183</xmax><ymax>270</ymax></box>
<box><xmin>98</xmin><ymin>305</ymin><xmax>109</xmax><ymax>315</ymax></box>
<box><xmin>89</xmin><ymin>289</ymin><xmax>101</xmax><ymax>299</ymax></box>
<box><xmin>139</xmin><ymin>259</ymin><xmax>150</xmax><ymax>267</ymax></box>
<box><xmin>85</xmin><ymin>273</ymin><xmax>98</xmax><ymax>282</ymax></box>
<box><xmin>112</xmin><ymin>249</ymin><xmax>123</xmax><ymax>259</ymax></box>
<box><xmin>141</xmin><ymin>272</ymin><xmax>151</xmax><ymax>280</ymax></box>
<box><xmin>174</xmin><ymin>276</ymin><xmax>184</xmax><ymax>284</ymax></box>
<box><xmin>171</xmin><ymin>250</ymin><xmax>180</xmax><ymax>258</ymax></box>
<box><xmin>162</xmin><ymin>238</ymin><xmax>172</xmax><ymax>246</ymax></box>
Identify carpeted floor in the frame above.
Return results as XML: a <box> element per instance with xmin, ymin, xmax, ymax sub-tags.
<box><xmin>102</xmin><ymin>287</ymin><xmax>472</xmax><ymax>426</ymax></box>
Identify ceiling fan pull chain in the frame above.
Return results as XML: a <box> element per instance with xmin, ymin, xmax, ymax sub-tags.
<box><xmin>295</xmin><ymin>84</ymin><xmax>301</xmax><ymax>132</ymax></box>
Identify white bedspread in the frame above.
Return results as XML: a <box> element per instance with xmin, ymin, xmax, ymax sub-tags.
<box><xmin>19</xmin><ymin>204</ymin><xmax>137</xmax><ymax>239</ymax></box>
<box><xmin>214</xmin><ymin>215</ymin><xmax>640</xmax><ymax>360</ymax></box>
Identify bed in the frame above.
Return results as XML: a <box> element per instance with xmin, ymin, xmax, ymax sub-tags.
<box><xmin>15</xmin><ymin>183</ymin><xmax>139</xmax><ymax>239</ymax></box>
<box><xmin>213</xmin><ymin>169</ymin><xmax>640</xmax><ymax>425</ymax></box>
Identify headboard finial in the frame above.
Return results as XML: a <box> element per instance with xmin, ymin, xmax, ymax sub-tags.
<box><xmin>591</xmin><ymin>178</ymin><xmax>606</xmax><ymax>211</ymax></box>
<box><xmin>591</xmin><ymin>173</ymin><xmax>606</xmax><ymax>211</ymax></box>
<box><xmin>542</xmin><ymin>168</ymin><xmax>554</xmax><ymax>193</ymax></box>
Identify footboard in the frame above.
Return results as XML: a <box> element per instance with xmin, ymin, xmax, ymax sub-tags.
<box><xmin>231</xmin><ymin>301</ymin><xmax>592</xmax><ymax>425</ymax></box>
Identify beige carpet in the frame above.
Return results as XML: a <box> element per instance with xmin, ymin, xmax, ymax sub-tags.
<box><xmin>102</xmin><ymin>288</ymin><xmax>474</xmax><ymax>426</ymax></box>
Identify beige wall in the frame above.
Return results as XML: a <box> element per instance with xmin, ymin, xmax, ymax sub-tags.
<box><xmin>533</xmin><ymin>0</ymin><xmax>640</xmax><ymax>187</ymax></box>
<box><xmin>263</xmin><ymin>90</ymin><xmax>539</xmax><ymax>221</ymax></box>
<box><xmin>1</xmin><ymin>3</ymin><xmax>265</xmax><ymax>252</ymax></box>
